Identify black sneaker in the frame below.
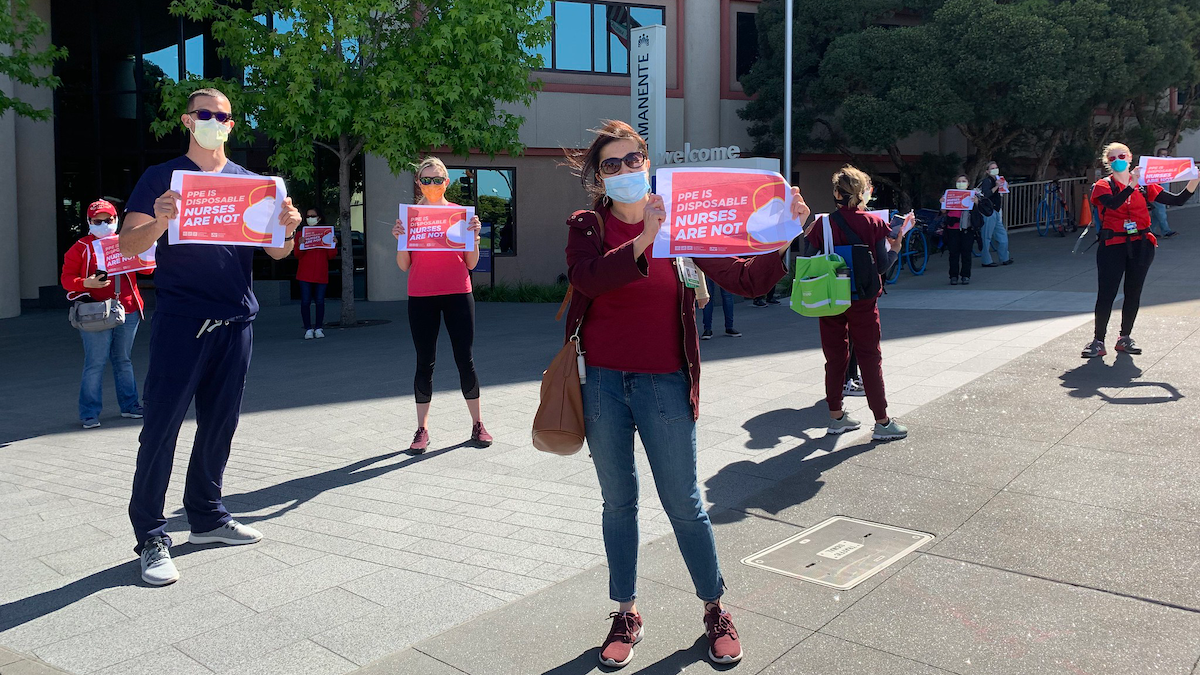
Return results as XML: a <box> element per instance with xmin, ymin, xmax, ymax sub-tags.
<box><xmin>950</xmin><ymin>277</ymin><xmax>959</xmax><ymax>285</ymax></box>
<box><xmin>960</xmin><ymin>277</ymin><xmax>970</xmax><ymax>285</ymax></box>
<box><xmin>1002</xmin><ymin>258</ymin><xmax>1015</xmax><ymax>266</ymax></box>
<box><xmin>982</xmin><ymin>262</ymin><xmax>999</xmax><ymax>268</ymax></box>
<box><xmin>726</xmin><ymin>328</ymin><xmax>742</xmax><ymax>338</ymax></box>
<box><xmin>701</xmin><ymin>329</ymin><xmax>713</xmax><ymax>341</ymax></box>
<box><xmin>1081</xmin><ymin>340</ymin><xmax>1106</xmax><ymax>359</ymax></box>
<box><xmin>1115</xmin><ymin>336</ymin><xmax>1142</xmax><ymax>354</ymax></box>
<box><xmin>753</xmin><ymin>298</ymin><xmax>767</xmax><ymax>307</ymax></box>
<box><xmin>1165</xmin><ymin>231</ymin><xmax>1180</xmax><ymax>238</ymax></box>
<box><xmin>766</xmin><ymin>297</ymin><xmax>781</xmax><ymax>305</ymax></box>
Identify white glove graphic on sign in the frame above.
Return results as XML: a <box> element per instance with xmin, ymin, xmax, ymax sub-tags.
<box><xmin>242</xmin><ymin>196</ymin><xmax>276</xmax><ymax>234</ymax></box>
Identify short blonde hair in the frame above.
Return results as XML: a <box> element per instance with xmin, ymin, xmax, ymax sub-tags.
<box><xmin>1100</xmin><ymin>142</ymin><xmax>1131</xmax><ymax>174</ymax></box>
<box><xmin>832</xmin><ymin>165</ymin><xmax>873</xmax><ymax>209</ymax></box>
<box><xmin>413</xmin><ymin>157</ymin><xmax>449</xmax><ymax>204</ymax></box>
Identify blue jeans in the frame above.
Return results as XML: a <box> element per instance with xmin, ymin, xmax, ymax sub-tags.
<box><xmin>582</xmin><ymin>366</ymin><xmax>724</xmax><ymax>603</ymax></box>
<box><xmin>79</xmin><ymin>312</ymin><xmax>141</xmax><ymax>420</ymax></box>
<box><xmin>299</xmin><ymin>281</ymin><xmax>327</xmax><ymax>330</ymax></box>
<box><xmin>701</xmin><ymin>278</ymin><xmax>734</xmax><ymax>331</ymax></box>
<box><xmin>1149</xmin><ymin>201</ymin><xmax>1174</xmax><ymax>236</ymax></box>
<box><xmin>980</xmin><ymin>209</ymin><xmax>1010</xmax><ymax>265</ymax></box>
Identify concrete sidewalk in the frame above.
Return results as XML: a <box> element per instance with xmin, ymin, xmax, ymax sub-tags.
<box><xmin>2</xmin><ymin>215</ymin><xmax>1199</xmax><ymax>675</ymax></box>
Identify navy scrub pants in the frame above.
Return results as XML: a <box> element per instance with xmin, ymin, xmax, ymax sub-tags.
<box><xmin>129</xmin><ymin>314</ymin><xmax>253</xmax><ymax>553</ymax></box>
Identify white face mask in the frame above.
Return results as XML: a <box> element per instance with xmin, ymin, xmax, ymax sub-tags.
<box><xmin>988</xmin><ymin>168</ymin><xmax>1000</xmax><ymax>177</ymax></box>
<box><xmin>956</xmin><ymin>181</ymin><xmax>969</xmax><ymax>190</ymax></box>
<box><xmin>89</xmin><ymin>222</ymin><xmax>117</xmax><ymax>238</ymax></box>
<box><xmin>861</xmin><ymin>189</ymin><xmax>873</xmax><ymax>205</ymax></box>
<box><xmin>306</xmin><ymin>217</ymin><xmax>320</xmax><ymax>226</ymax></box>
<box><xmin>191</xmin><ymin>118</ymin><xmax>231</xmax><ymax>150</ymax></box>
<box><xmin>603</xmin><ymin>171</ymin><xmax>651</xmax><ymax>204</ymax></box>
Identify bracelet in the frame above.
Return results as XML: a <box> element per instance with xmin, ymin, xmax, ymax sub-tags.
<box><xmin>284</xmin><ymin>232</ymin><xmax>296</xmax><ymax>242</ymax></box>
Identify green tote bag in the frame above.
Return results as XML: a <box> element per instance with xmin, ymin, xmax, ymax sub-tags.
<box><xmin>791</xmin><ymin>216</ymin><xmax>852</xmax><ymax>318</ymax></box>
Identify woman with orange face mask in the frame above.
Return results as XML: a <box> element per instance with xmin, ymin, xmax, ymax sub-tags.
<box><xmin>392</xmin><ymin>157</ymin><xmax>489</xmax><ymax>453</ymax></box>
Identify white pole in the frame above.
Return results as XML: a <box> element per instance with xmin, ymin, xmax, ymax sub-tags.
<box><xmin>783</xmin><ymin>0</ymin><xmax>793</xmax><ymax>185</ymax></box>
<box><xmin>783</xmin><ymin>0</ymin><xmax>794</xmax><ymax>273</ymax></box>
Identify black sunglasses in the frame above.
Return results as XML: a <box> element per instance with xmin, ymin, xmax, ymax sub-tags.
<box><xmin>599</xmin><ymin>152</ymin><xmax>646</xmax><ymax>176</ymax></box>
<box><xmin>89</xmin><ymin>217</ymin><xmax>114</xmax><ymax>225</ymax></box>
<box><xmin>187</xmin><ymin>109</ymin><xmax>234</xmax><ymax>123</ymax></box>
<box><xmin>418</xmin><ymin>176</ymin><xmax>447</xmax><ymax>186</ymax></box>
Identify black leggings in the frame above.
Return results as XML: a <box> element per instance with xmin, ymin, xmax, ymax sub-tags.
<box><xmin>408</xmin><ymin>293</ymin><xmax>480</xmax><ymax>404</ymax></box>
<box><xmin>943</xmin><ymin>228</ymin><xmax>973</xmax><ymax>279</ymax></box>
<box><xmin>1094</xmin><ymin>239</ymin><xmax>1155</xmax><ymax>342</ymax></box>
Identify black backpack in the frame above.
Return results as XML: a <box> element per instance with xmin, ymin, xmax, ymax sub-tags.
<box><xmin>830</xmin><ymin>210</ymin><xmax>882</xmax><ymax>300</ymax></box>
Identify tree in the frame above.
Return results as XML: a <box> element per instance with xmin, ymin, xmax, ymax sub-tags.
<box><xmin>0</xmin><ymin>0</ymin><xmax>66</xmax><ymax>120</ymax></box>
<box><xmin>161</xmin><ymin>0</ymin><xmax>550</xmax><ymax>325</ymax></box>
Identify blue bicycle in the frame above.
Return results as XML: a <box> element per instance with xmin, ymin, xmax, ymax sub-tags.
<box><xmin>886</xmin><ymin>209</ymin><xmax>930</xmax><ymax>284</ymax></box>
<box><xmin>1035</xmin><ymin>181</ymin><xmax>1076</xmax><ymax>237</ymax></box>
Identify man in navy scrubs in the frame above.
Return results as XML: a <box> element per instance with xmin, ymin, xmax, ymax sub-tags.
<box><xmin>119</xmin><ymin>88</ymin><xmax>302</xmax><ymax>585</ymax></box>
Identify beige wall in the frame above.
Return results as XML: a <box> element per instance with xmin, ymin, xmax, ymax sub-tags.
<box><xmin>0</xmin><ymin>66</ymin><xmax>20</xmax><ymax>318</ymax></box>
<box><xmin>16</xmin><ymin>0</ymin><xmax>57</xmax><ymax>304</ymax></box>
<box><xmin>683</xmin><ymin>0</ymin><xmax>720</xmax><ymax>148</ymax></box>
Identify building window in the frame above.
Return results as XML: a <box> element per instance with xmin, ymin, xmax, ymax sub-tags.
<box><xmin>735</xmin><ymin>11</ymin><xmax>758</xmax><ymax>83</ymax></box>
<box><xmin>445</xmin><ymin>168</ymin><xmax>517</xmax><ymax>257</ymax></box>
<box><xmin>533</xmin><ymin>1</ymin><xmax>666</xmax><ymax>74</ymax></box>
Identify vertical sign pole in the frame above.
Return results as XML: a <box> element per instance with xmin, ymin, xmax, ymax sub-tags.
<box><xmin>631</xmin><ymin>24</ymin><xmax>667</xmax><ymax>187</ymax></box>
<box><xmin>783</xmin><ymin>1</ymin><xmax>794</xmax><ymax>271</ymax></box>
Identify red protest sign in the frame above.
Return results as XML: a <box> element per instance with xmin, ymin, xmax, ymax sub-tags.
<box><xmin>397</xmin><ymin>204</ymin><xmax>476</xmax><ymax>252</ymax></box>
<box><xmin>941</xmin><ymin>189</ymin><xmax>975</xmax><ymax>211</ymax></box>
<box><xmin>652</xmin><ymin>168</ymin><xmax>801</xmax><ymax>258</ymax></box>
<box><xmin>91</xmin><ymin>236</ymin><xmax>156</xmax><ymax>274</ymax></box>
<box><xmin>168</xmin><ymin>171</ymin><xmax>287</xmax><ymax>247</ymax></box>
<box><xmin>1137</xmin><ymin>156</ymin><xmax>1199</xmax><ymax>185</ymax></box>
<box><xmin>299</xmin><ymin>226</ymin><xmax>335</xmax><ymax>250</ymax></box>
<box><xmin>997</xmin><ymin>177</ymin><xmax>1009</xmax><ymax>194</ymax></box>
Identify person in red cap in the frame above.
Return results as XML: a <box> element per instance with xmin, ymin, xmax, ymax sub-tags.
<box><xmin>60</xmin><ymin>199</ymin><xmax>148</xmax><ymax>429</ymax></box>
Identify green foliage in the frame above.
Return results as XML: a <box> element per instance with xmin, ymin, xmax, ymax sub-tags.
<box><xmin>473</xmin><ymin>280</ymin><xmax>570</xmax><ymax>303</ymax></box>
<box><xmin>162</xmin><ymin>0</ymin><xmax>551</xmax><ymax>181</ymax></box>
<box><xmin>742</xmin><ymin>0</ymin><xmax>1200</xmax><ymax>189</ymax></box>
<box><xmin>0</xmin><ymin>0</ymin><xmax>66</xmax><ymax>120</ymax></box>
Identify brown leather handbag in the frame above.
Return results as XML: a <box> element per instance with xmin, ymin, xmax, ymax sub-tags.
<box><xmin>532</xmin><ymin>287</ymin><xmax>587</xmax><ymax>455</ymax></box>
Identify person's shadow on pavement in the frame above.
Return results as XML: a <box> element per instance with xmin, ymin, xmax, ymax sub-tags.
<box><xmin>1059</xmin><ymin>354</ymin><xmax>1183</xmax><ymax>406</ymax></box>
<box><xmin>541</xmin><ymin>636</ymin><xmax>723</xmax><ymax>674</ymax></box>
<box><xmin>707</xmin><ymin>403</ymin><xmax>875</xmax><ymax>526</ymax></box>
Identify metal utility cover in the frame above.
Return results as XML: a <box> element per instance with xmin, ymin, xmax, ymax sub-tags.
<box><xmin>741</xmin><ymin>516</ymin><xmax>934</xmax><ymax>590</ymax></box>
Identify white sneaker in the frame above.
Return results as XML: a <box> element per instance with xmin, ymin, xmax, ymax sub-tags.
<box><xmin>188</xmin><ymin>520</ymin><xmax>263</xmax><ymax>546</ymax></box>
<box><xmin>314</xmin><ymin>328</ymin><xmax>325</xmax><ymax>339</ymax></box>
<box><xmin>140</xmin><ymin>537</ymin><xmax>179</xmax><ymax>586</ymax></box>
<box><xmin>843</xmin><ymin>378</ymin><xmax>866</xmax><ymax>397</ymax></box>
<box><xmin>304</xmin><ymin>329</ymin><xmax>315</xmax><ymax>340</ymax></box>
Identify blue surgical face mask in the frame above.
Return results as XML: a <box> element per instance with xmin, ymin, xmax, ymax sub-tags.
<box><xmin>603</xmin><ymin>171</ymin><xmax>651</xmax><ymax>204</ymax></box>
<box><xmin>1111</xmin><ymin>159</ymin><xmax>1129</xmax><ymax>173</ymax></box>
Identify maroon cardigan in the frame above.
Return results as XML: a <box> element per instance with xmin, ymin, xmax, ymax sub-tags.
<box><xmin>563</xmin><ymin>207</ymin><xmax>787</xmax><ymax>420</ymax></box>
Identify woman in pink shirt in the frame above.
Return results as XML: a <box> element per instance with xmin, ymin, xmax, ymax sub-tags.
<box><xmin>392</xmin><ymin>157</ymin><xmax>489</xmax><ymax>453</ymax></box>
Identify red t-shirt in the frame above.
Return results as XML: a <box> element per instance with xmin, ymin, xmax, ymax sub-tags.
<box><xmin>1091</xmin><ymin>178</ymin><xmax>1162</xmax><ymax>245</ymax></box>
<box><xmin>580</xmin><ymin>213</ymin><xmax>684</xmax><ymax>374</ymax></box>
<box><xmin>407</xmin><ymin>203</ymin><xmax>473</xmax><ymax>297</ymax></box>
<box><xmin>294</xmin><ymin>242</ymin><xmax>337</xmax><ymax>284</ymax></box>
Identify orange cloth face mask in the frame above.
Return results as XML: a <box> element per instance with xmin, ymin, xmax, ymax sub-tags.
<box><xmin>420</xmin><ymin>184</ymin><xmax>447</xmax><ymax>203</ymax></box>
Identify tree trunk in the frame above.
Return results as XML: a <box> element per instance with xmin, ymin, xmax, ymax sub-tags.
<box><xmin>1034</xmin><ymin>129</ymin><xmax>1063</xmax><ymax>181</ymax></box>
<box><xmin>337</xmin><ymin>133</ymin><xmax>356</xmax><ymax>326</ymax></box>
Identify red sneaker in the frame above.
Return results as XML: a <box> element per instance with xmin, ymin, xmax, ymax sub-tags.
<box><xmin>599</xmin><ymin>611</ymin><xmax>643</xmax><ymax>668</ymax></box>
<box><xmin>704</xmin><ymin>605</ymin><xmax>743</xmax><ymax>664</ymax></box>
<box><xmin>408</xmin><ymin>428</ymin><xmax>429</xmax><ymax>455</ymax></box>
<box><xmin>471</xmin><ymin>421</ymin><xmax>493</xmax><ymax>448</ymax></box>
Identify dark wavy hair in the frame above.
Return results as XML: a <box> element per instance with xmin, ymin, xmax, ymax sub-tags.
<box><xmin>564</xmin><ymin>119</ymin><xmax>650</xmax><ymax>211</ymax></box>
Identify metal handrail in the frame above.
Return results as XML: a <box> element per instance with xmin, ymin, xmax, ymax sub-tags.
<box><xmin>1002</xmin><ymin>177</ymin><xmax>1089</xmax><ymax>229</ymax></box>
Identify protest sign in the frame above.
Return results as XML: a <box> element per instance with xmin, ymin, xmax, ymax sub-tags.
<box><xmin>92</xmin><ymin>236</ymin><xmax>156</xmax><ymax>274</ymax></box>
<box><xmin>299</xmin><ymin>226</ymin><xmax>336</xmax><ymax>251</ymax></box>
<box><xmin>1137</xmin><ymin>156</ymin><xmax>1199</xmax><ymax>185</ymax></box>
<box><xmin>941</xmin><ymin>189</ymin><xmax>975</xmax><ymax>210</ymax></box>
<box><xmin>168</xmin><ymin>171</ymin><xmax>287</xmax><ymax>247</ymax></box>
<box><xmin>997</xmin><ymin>177</ymin><xmax>1009</xmax><ymax>194</ymax></box>
<box><xmin>397</xmin><ymin>204</ymin><xmax>476</xmax><ymax>252</ymax></box>
<box><xmin>652</xmin><ymin>168</ymin><xmax>802</xmax><ymax>258</ymax></box>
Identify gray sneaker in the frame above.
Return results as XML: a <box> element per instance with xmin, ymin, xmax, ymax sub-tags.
<box><xmin>140</xmin><ymin>536</ymin><xmax>179</xmax><ymax>586</ymax></box>
<box><xmin>188</xmin><ymin>520</ymin><xmax>263</xmax><ymax>546</ymax></box>
<box><xmin>827</xmin><ymin>413</ymin><xmax>862</xmax><ymax>435</ymax></box>
<box><xmin>873</xmin><ymin>418</ymin><xmax>908</xmax><ymax>441</ymax></box>
<box><xmin>82</xmin><ymin>418</ymin><xmax>100</xmax><ymax>429</ymax></box>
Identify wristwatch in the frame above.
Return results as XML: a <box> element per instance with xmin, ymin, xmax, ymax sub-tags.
<box><xmin>284</xmin><ymin>231</ymin><xmax>296</xmax><ymax>242</ymax></box>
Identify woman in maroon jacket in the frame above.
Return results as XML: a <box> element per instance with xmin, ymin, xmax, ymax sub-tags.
<box><xmin>563</xmin><ymin>120</ymin><xmax>808</xmax><ymax>669</ymax></box>
<box><xmin>293</xmin><ymin>207</ymin><xmax>337</xmax><ymax>340</ymax></box>
<box><xmin>805</xmin><ymin>166</ymin><xmax>905</xmax><ymax>441</ymax></box>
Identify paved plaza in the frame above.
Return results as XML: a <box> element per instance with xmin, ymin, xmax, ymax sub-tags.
<box><xmin>3</xmin><ymin>219</ymin><xmax>1200</xmax><ymax>675</ymax></box>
